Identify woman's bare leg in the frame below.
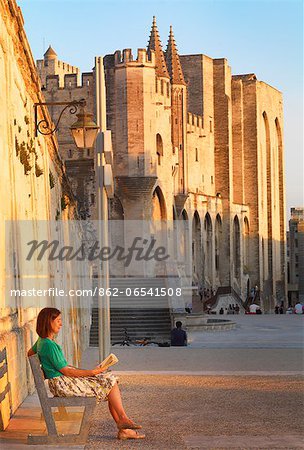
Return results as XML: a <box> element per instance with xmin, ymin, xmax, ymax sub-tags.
<box><xmin>107</xmin><ymin>382</ymin><xmax>141</xmax><ymax>430</ymax></box>
<box><xmin>108</xmin><ymin>402</ymin><xmax>120</xmax><ymax>423</ymax></box>
<box><xmin>107</xmin><ymin>382</ymin><xmax>129</xmax><ymax>421</ymax></box>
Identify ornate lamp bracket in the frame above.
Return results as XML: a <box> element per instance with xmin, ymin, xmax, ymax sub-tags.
<box><xmin>34</xmin><ymin>98</ymin><xmax>86</xmax><ymax>137</ymax></box>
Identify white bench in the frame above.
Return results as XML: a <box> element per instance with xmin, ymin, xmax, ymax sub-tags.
<box><xmin>28</xmin><ymin>354</ymin><xmax>96</xmax><ymax>445</ymax></box>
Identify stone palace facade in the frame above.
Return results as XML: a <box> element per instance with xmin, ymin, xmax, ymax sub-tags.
<box><xmin>37</xmin><ymin>17</ymin><xmax>287</xmax><ymax>311</ymax></box>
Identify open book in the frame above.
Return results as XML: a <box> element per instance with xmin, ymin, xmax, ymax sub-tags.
<box><xmin>98</xmin><ymin>353</ymin><xmax>119</xmax><ymax>371</ymax></box>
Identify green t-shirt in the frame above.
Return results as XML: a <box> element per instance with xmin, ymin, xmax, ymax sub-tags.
<box><xmin>32</xmin><ymin>337</ymin><xmax>67</xmax><ymax>379</ymax></box>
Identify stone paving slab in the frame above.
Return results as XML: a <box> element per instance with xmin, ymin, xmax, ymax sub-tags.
<box><xmin>84</xmin><ymin>315</ymin><xmax>304</xmax><ymax>375</ymax></box>
<box><xmin>0</xmin><ymin>445</ymin><xmax>84</xmax><ymax>450</ymax></box>
<box><xmin>188</xmin><ymin>315</ymin><xmax>304</xmax><ymax>349</ymax></box>
<box><xmin>0</xmin><ymin>392</ymin><xmax>85</xmax><ymax>449</ymax></box>
<box><xmin>115</xmin><ymin>370</ymin><xmax>303</xmax><ymax>376</ymax></box>
<box><xmin>83</xmin><ymin>347</ymin><xmax>304</xmax><ymax>373</ymax></box>
<box><xmin>184</xmin><ymin>434</ymin><xmax>304</xmax><ymax>449</ymax></box>
<box><xmin>1</xmin><ymin>375</ymin><xmax>303</xmax><ymax>449</ymax></box>
<box><xmin>86</xmin><ymin>375</ymin><xmax>304</xmax><ymax>449</ymax></box>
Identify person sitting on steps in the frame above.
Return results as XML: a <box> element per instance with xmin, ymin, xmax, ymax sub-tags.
<box><xmin>170</xmin><ymin>321</ymin><xmax>187</xmax><ymax>346</ymax></box>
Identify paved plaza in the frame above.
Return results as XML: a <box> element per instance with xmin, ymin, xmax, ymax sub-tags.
<box><xmin>0</xmin><ymin>315</ymin><xmax>303</xmax><ymax>449</ymax></box>
<box><xmin>84</xmin><ymin>315</ymin><xmax>304</xmax><ymax>374</ymax></box>
<box><xmin>188</xmin><ymin>314</ymin><xmax>304</xmax><ymax>349</ymax></box>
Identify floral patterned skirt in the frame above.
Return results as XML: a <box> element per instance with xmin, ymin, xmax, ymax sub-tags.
<box><xmin>48</xmin><ymin>371</ymin><xmax>118</xmax><ymax>403</ymax></box>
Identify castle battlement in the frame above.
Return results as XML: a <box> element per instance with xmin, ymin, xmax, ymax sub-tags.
<box><xmin>187</xmin><ymin>112</ymin><xmax>203</xmax><ymax>129</ymax></box>
<box><xmin>37</xmin><ymin>58</ymin><xmax>79</xmax><ymax>75</ymax></box>
<box><xmin>64</xmin><ymin>73</ymin><xmax>78</xmax><ymax>89</ymax></box>
<box><xmin>46</xmin><ymin>74</ymin><xmax>60</xmax><ymax>89</ymax></box>
<box><xmin>114</xmin><ymin>48</ymin><xmax>156</xmax><ymax>67</ymax></box>
<box><xmin>37</xmin><ymin>51</ymin><xmax>80</xmax><ymax>89</ymax></box>
<box><xmin>45</xmin><ymin>72</ymin><xmax>93</xmax><ymax>90</ymax></box>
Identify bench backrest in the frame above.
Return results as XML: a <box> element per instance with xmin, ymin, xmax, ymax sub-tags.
<box><xmin>0</xmin><ymin>348</ymin><xmax>10</xmax><ymax>402</ymax></box>
<box><xmin>28</xmin><ymin>353</ymin><xmax>96</xmax><ymax>442</ymax></box>
<box><xmin>28</xmin><ymin>354</ymin><xmax>50</xmax><ymax>404</ymax></box>
<box><xmin>29</xmin><ymin>354</ymin><xmax>61</xmax><ymax>436</ymax></box>
<box><xmin>0</xmin><ymin>348</ymin><xmax>11</xmax><ymax>430</ymax></box>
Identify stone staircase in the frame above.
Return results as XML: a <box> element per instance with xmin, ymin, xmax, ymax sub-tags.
<box><xmin>89</xmin><ymin>277</ymin><xmax>172</xmax><ymax>346</ymax></box>
<box><xmin>204</xmin><ymin>286</ymin><xmax>245</xmax><ymax>314</ymax></box>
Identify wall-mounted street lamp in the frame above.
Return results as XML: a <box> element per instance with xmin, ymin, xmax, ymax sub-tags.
<box><xmin>34</xmin><ymin>98</ymin><xmax>99</xmax><ymax>149</ymax></box>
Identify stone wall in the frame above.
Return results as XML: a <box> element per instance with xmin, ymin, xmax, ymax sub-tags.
<box><xmin>231</xmin><ymin>75</ymin><xmax>287</xmax><ymax>308</ymax></box>
<box><xmin>36</xmin><ymin>49</ymin><xmax>96</xmax><ymax>220</ymax></box>
<box><xmin>0</xmin><ymin>0</ymin><xmax>91</xmax><ymax>430</ymax></box>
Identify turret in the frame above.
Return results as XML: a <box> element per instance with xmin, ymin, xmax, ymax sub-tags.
<box><xmin>37</xmin><ymin>45</ymin><xmax>80</xmax><ymax>88</ymax></box>
<box><xmin>44</xmin><ymin>45</ymin><xmax>57</xmax><ymax>61</ymax></box>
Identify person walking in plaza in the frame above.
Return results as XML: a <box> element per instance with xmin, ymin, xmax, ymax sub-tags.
<box><xmin>170</xmin><ymin>321</ymin><xmax>187</xmax><ymax>346</ymax></box>
<box><xmin>27</xmin><ymin>307</ymin><xmax>145</xmax><ymax>440</ymax></box>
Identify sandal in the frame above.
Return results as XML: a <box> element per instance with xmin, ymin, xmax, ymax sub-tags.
<box><xmin>117</xmin><ymin>420</ymin><xmax>142</xmax><ymax>430</ymax></box>
<box><xmin>117</xmin><ymin>430</ymin><xmax>145</xmax><ymax>440</ymax></box>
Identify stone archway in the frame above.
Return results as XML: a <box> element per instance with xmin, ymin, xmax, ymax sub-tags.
<box><xmin>263</xmin><ymin>111</ymin><xmax>272</xmax><ymax>285</ymax></box>
<box><xmin>152</xmin><ymin>186</ymin><xmax>167</xmax><ymax>276</ymax></box>
<box><xmin>215</xmin><ymin>214</ymin><xmax>223</xmax><ymax>281</ymax></box>
<box><xmin>275</xmin><ymin>117</ymin><xmax>285</xmax><ymax>305</ymax></box>
<box><xmin>192</xmin><ymin>211</ymin><xmax>202</xmax><ymax>284</ymax></box>
<box><xmin>152</xmin><ymin>186</ymin><xmax>167</xmax><ymax>221</ymax></box>
<box><xmin>243</xmin><ymin>216</ymin><xmax>250</xmax><ymax>270</ymax></box>
<box><xmin>204</xmin><ymin>213</ymin><xmax>213</xmax><ymax>285</ymax></box>
<box><xmin>233</xmin><ymin>215</ymin><xmax>241</xmax><ymax>282</ymax></box>
<box><xmin>178</xmin><ymin>209</ymin><xmax>190</xmax><ymax>277</ymax></box>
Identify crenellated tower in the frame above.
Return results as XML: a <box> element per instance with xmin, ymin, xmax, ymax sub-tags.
<box><xmin>104</xmin><ymin>48</ymin><xmax>159</xmax><ymax>221</ymax></box>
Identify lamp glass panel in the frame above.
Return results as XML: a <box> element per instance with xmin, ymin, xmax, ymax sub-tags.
<box><xmin>71</xmin><ymin>128</ymin><xmax>85</xmax><ymax>149</ymax></box>
<box><xmin>70</xmin><ymin>127</ymin><xmax>98</xmax><ymax>149</ymax></box>
<box><xmin>84</xmin><ymin>128</ymin><xmax>99</xmax><ymax>149</ymax></box>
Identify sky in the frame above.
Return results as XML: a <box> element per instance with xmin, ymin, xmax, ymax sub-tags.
<box><xmin>19</xmin><ymin>0</ymin><xmax>303</xmax><ymax>219</ymax></box>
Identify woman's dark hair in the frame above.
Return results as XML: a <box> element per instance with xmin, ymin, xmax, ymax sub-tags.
<box><xmin>36</xmin><ymin>307</ymin><xmax>61</xmax><ymax>338</ymax></box>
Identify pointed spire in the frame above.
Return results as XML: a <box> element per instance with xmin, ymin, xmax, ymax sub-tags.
<box><xmin>165</xmin><ymin>26</ymin><xmax>186</xmax><ymax>85</ymax></box>
<box><xmin>147</xmin><ymin>16</ymin><xmax>170</xmax><ymax>78</ymax></box>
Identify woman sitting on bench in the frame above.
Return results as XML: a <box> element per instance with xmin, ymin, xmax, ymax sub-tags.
<box><xmin>28</xmin><ymin>307</ymin><xmax>144</xmax><ymax>441</ymax></box>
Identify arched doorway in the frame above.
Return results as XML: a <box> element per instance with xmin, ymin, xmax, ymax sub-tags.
<box><xmin>152</xmin><ymin>186</ymin><xmax>167</xmax><ymax>221</ymax></box>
